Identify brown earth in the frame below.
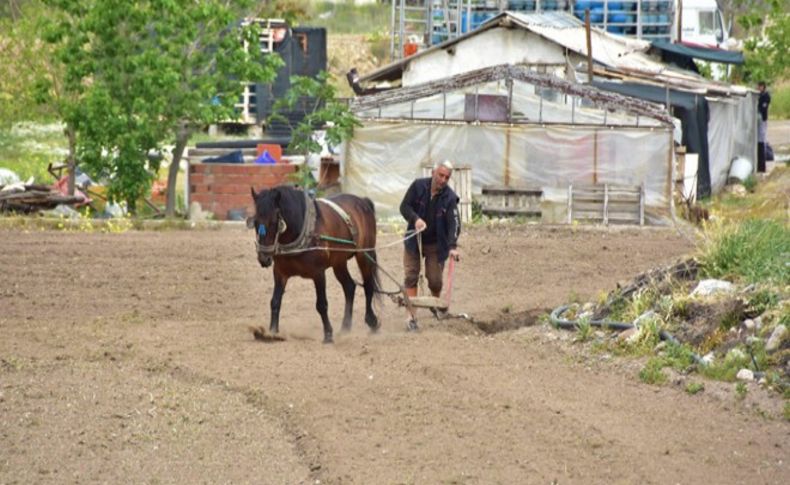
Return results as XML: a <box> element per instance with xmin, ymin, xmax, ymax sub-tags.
<box><xmin>1</xmin><ymin>224</ymin><xmax>788</xmax><ymax>484</ymax></box>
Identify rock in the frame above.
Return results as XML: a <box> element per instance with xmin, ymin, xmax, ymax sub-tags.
<box><xmin>743</xmin><ymin>318</ymin><xmax>755</xmax><ymax>330</ymax></box>
<box><xmin>700</xmin><ymin>352</ymin><xmax>715</xmax><ymax>365</ymax></box>
<box><xmin>691</xmin><ymin>279</ymin><xmax>735</xmax><ymax>297</ymax></box>
<box><xmin>634</xmin><ymin>310</ymin><xmax>658</xmax><ymax>326</ymax></box>
<box><xmin>754</xmin><ymin>316</ymin><xmax>763</xmax><ymax>330</ymax></box>
<box><xmin>766</xmin><ymin>325</ymin><xmax>787</xmax><ymax>353</ymax></box>
<box><xmin>736</xmin><ymin>369</ymin><xmax>754</xmax><ymax>381</ymax></box>
<box><xmin>617</xmin><ymin>327</ymin><xmax>639</xmax><ymax>342</ymax></box>
<box><xmin>654</xmin><ymin>341</ymin><xmax>667</xmax><ymax>352</ymax></box>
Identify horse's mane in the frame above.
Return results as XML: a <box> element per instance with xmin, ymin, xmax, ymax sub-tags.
<box><xmin>274</xmin><ymin>185</ymin><xmax>314</xmax><ymax>237</ymax></box>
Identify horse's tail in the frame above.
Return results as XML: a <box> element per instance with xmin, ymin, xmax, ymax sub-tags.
<box><xmin>364</xmin><ymin>197</ymin><xmax>383</xmax><ymax>301</ymax></box>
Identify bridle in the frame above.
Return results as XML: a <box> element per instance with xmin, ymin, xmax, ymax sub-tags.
<box><xmin>252</xmin><ymin>191</ymin><xmax>316</xmax><ymax>257</ymax></box>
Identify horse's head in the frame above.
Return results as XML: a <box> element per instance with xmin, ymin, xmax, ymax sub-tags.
<box><xmin>248</xmin><ymin>187</ymin><xmax>284</xmax><ymax>267</ymax></box>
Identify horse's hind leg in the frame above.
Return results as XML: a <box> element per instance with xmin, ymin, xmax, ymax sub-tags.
<box><xmin>333</xmin><ymin>263</ymin><xmax>355</xmax><ymax>333</ymax></box>
<box><xmin>313</xmin><ymin>272</ymin><xmax>334</xmax><ymax>343</ymax></box>
<box><xmin>356</xmin><ymin>251</ymin><xmax>380</xmax><ymax>332</ymax></box>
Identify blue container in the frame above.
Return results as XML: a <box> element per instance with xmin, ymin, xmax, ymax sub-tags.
<box><xmin>590</xmin><ymin>7</ymin><xmax>604</xmax><ymax>23</ymax></box>
<box><xmin>607</xmin><ymin>25</ymin><xmax>625</xmax><ymax>34</ymax></box>
<box><xmin>609</xmin><ymin>12</ymin><xmax>628</xmax><ymax>24</ymax></box>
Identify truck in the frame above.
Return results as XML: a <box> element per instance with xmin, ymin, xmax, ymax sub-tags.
<box><xmin>391</xmin><ymin>0</ymin><xmax>731</xmax><ymax>60</ymax></box>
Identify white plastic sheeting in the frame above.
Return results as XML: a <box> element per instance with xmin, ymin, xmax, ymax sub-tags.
<box><xmin>343</xmin><ymin>120</ymin><xmax>673</xmax><ymax>222</ymax></box>
<box><xmin>707</xmin><ymin>93</ymin><xmax>758</xmax><ymax>192</ymax></box>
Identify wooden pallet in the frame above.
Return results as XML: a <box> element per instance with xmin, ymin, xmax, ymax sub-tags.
<box><xmin>421</xmin><ymin>165</ymin><xmax>472</xmax><ymax>223</ymax></box>
<box><xmin>567</xmin><ymin>183</ymin><xmax>644</xmax><ymax>226</ymax></box>
<box><xmin>480</xmin><ymin>185</ymin><xmax>542</xmax><ymax>218</ymax></box>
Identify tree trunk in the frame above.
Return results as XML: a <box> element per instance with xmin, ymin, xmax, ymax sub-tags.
<box><xmin>65</xmin><ymin>125</ymin><xmax>77</xmax><ymax>196</ymax></box>
<box><xmin>166</xmin><ymin>122</ymin><xmax>192</xmax><ymax>218</ymax></box>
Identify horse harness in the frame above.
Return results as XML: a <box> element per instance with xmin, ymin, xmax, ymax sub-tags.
<box><xmin>256</xmin><ymin>192</ymin><xmax>358</xmax><ymax>257</ymax></box>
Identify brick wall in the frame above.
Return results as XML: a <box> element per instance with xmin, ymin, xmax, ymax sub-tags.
<box><xmin>188</xmin><ymin>163</ymin><xmax>297</xmax><ymax>220</ymax></box>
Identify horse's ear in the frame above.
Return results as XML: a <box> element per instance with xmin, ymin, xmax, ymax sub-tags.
<box><xmin>250</xmin><ymin>187</ymin><xmax>257</xmax><ymax>200</ymax></box>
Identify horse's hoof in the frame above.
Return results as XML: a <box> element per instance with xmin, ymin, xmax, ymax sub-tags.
<box><xmin>340</xmin><ymin>324</ymin><xmax>352</xmax><ymax>334</ymax></box>
<box><xmin>406</xmin><ymin>318</ymin><xmax>419</xmax><ymax>332</ymax></box>
<box><xmin>323</xmin><ymin>335</ymin><xmax>334</xmax><ymax>344</ymax></box>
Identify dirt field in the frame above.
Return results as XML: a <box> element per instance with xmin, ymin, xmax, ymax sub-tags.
<box><xmin>1</xmin><ymin>225</ymin><xmax>787</xmax><ymax>484</ymax></box>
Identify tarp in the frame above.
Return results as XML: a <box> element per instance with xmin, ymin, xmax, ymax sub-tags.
<box><xmin>593</xmin><ymin>81</ymin><xmax>712</xmax><ymax>198</ymax></box>
<box><xmin>343</xmin><ymin>121</ymin><xmax>674</xmax><ymax>223</ymax></box>
<box><xmin>652</xmin><ymin>42</ymin><xmax>745</xmax><ymax>65</ymax></box>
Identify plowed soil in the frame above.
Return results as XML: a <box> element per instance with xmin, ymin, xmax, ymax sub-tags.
<box><xmin>1</xmin><ymin>225</ymin><xmax>787</xmax><ymax>484</ymax></box>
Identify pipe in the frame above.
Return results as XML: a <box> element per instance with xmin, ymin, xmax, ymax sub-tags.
<box><xmin>549</xmin><ymin>304</ymin><xmax>702</xmax><ymax>364</ymax></box>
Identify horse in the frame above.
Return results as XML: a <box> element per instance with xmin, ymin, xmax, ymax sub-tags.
<box><xmin>248</xmin><ymin>185</ymin><xmax>382</xmax><ymax>343</ymax></box>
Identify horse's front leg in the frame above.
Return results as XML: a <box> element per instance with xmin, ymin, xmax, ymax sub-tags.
<box><xmin>270</xmin><ymin>271</ymin><xmax>288</xmax><ymax>335</ymax></box>
<box><xmin>313</xmin><ymin>272</ymin><xmax>333</xmax><ymax>343</ymax></box>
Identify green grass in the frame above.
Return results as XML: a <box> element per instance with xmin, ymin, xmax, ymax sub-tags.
<box><xmin>698</xmin><ymin>219</ymin><xmax>790</xmax><ymax>285</ymax></box>
<box><xmin>685</xmin><ymin>382</ymin><xmax>705</xmax><ymax>395</ymax></box>
<box><xmin>769</xmin><ymin>81</ymin><xmax>790</xmax><ymax>120</ymax></box>
<box><xmin>0</xmin><ymin>123</ymin><xmax>67</xmax><ymax>184</ymax></box>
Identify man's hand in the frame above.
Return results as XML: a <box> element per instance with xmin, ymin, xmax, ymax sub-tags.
<box><xmin>414</xmin><ymin>218</ymin><xmax>427</xmax><ymax>232</ymax></box>
<box><xmin>449</xmin><ymin>249</ymin><xmax>460</xmax><ymax>262</ymax></box>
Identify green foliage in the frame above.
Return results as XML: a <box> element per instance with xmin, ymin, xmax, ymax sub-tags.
<box><xmin>271</xmin><ymin>71</ymin><xmax>361</xmax><ymax>160</ymax></box>
<box><xmin>738</xmin><ymin>1</ymin><xmax>790</xmax><ymax>84</ymax></box>
<box><xmin>741</xmin><ymin>174</ymin><xmax>757</xmax><ymax>193</ymax></box>
<box><xmin>770</xmin><ymin>81</ymin><xmax>790</xmax><ymax>119</ymax></box>
<box><xmin>747</xmin><ymin>289</ymin><xmax>779</xmax><ymax>316</ymax></box>
<box><xmin>0</xmin><ymin>1</ymin><xmax>60</xmax><ymax>126</ymax></box>
<box><xmin>36</xmin><ymin>0</ymin><xmax>283</xmax><ymax>209</ymax></box>
<box><xmin>574</xmin><ymin>315</ymin><xmax>593</xmax><ymax>343</ymax></box>
<box><xmin>685</xmin><ymin>382</ymin><xmax>705</xmax><ymax>395</ymax></box>
<box><xmin>699</xmin><ymin>219</ymin><xmax>790</xmax><ymax>285</ymax></box>
<box><xmin>639</xmin><ymin>358</ymin><xmax>667</xmax><ymax>385</ymax></box>
<box><xmin>735</xmin><ymin>381</ymin><xmax>748</xmax><ymax>399</ymax></box>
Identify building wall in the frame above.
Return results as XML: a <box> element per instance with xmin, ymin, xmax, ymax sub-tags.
<box><xmin>188</xmin><ymin>163</ymin><xmax>296</xmax><ymax>220</ymax></box>
<box><xmin>403</xmin><ymin>28</ymin><xmax>567</xmax><ymax>86</ymax></box>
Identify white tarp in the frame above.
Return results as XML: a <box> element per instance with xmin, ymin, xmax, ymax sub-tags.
<box><xmin>707</xmin><ymin>93</ymin><xmax>758</xmax><ymax>192</ymax></box>
<box><xmin>344</xmin><ymin>120</ymin><xmax>673</xmax><ymax>222</ymax></box>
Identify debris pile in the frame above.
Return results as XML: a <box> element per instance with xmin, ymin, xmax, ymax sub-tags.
<box><xmin>0</xmin><ymin>182</ymin><xmax>87</xmax><ymax>214</ymax></box>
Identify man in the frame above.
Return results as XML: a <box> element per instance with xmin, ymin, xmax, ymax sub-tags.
<box><xmin>757</xmin><ymin>81</ymin><xmax>771</xmax><ymax>173</ymax></box>
<box><xmin>400</xmin><ymin>160</ymin><xmax>461</xmax><ymax>325</ymax></box>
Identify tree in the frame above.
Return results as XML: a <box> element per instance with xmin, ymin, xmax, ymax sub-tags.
<box><xmin>736</xmin><ymin>0</ymin><xmax>789</xmax><ymax>84</ymax></box>
<box><xmin>270</xmin><ymin>71</ymin><xmax>361</xmax><ymax>189</ymax></box>
<box><xmin>39</xmin><ymin>0</ymin><xmax>284</xmax><ymax>213</ymax></box>
<box><xmin>720</xmin><ymin>0</ymin><xmax>790</xmax><ymax>82</ymax></box>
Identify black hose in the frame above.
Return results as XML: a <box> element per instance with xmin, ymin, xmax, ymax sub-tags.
<box><xmin>549</xmin><ymin>305</ymin><xmax>703</xmax><ymax>365</ymax></box>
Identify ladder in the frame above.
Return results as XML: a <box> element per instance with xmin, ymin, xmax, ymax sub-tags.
<box><xmin>236</xmin><ymin>18</ymin><xmax>286</xmax><ymax>124</ymax></box>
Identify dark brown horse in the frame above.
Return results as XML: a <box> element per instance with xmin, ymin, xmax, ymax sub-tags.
<box><xmin>248</xmin><ymin>185</ymin><xmax>381</xmax><ymax>343</ymax></box>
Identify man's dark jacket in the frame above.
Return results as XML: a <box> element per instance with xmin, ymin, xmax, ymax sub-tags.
<box><xmin>400</xmin><ymin>177</ymin><xmax>460</xmax><ymax>263</ymax></box>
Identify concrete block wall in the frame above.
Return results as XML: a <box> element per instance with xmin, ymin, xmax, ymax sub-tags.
<box><xmin>188</xmin><ymin>163</ymin><xmax>297</xmax><ymax>220</ymax></box>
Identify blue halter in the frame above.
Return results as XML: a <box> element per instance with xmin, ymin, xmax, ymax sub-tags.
<box><xmin>258</xmin><ymin>224</ymin><xmax>267</xmax><ymax>237</ymax></box>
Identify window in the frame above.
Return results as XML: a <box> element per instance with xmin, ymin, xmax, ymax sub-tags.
<box><xmin>698</xmin><ymin>11</ymin><xmax>715</xmax><ymax>35</ymax></box>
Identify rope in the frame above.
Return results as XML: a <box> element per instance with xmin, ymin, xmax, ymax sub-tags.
<box><xmin>258</xmin><ymin>228</ymin><xmax>423</xmax><ymax>256</ymax></box>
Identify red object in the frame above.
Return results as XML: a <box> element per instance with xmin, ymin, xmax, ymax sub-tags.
<box><xmin>443</xmin><ymin>257</ymin><xmax>456</xmax><ymax>308</ymax></box>
<box><xmin>53</xmin><ymin>176</ymin><xmax>90</xmax><ymax>207</ymax></box>
<box><xmin>403</xmin><ymin>42</ymin><xmax>418</xmax><ymax>57</ymax></box>
<box><xmin>256</xmin><ymin>144</ymin><xmax>282</xmax><ymax>163</ymax></box>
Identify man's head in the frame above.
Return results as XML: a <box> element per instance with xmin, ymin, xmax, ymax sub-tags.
<box><xmin>758</xmin><ymin>81</ymin><xmax>766</xmax><ymax>92</ymax></box>
<box><xmin>431</xmin><ymin>160</ymin><xmax>453</xmax><ymax>192</ymax></box>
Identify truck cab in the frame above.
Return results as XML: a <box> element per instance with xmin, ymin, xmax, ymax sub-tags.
<box><xmin>677</xmin><ymin>0</ymin><xmax>728</xmax><ymax>47</ymax></box>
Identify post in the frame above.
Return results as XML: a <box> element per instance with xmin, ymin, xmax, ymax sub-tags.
<box><xmin>585</xmin><ymin>9</ymin><xmax>593</xmax><ymax>82</ymax></box>
<box><xmin>677</xmin><ymin>0</ymin><xmax>683</xmax><ymax>43</ymax></box>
